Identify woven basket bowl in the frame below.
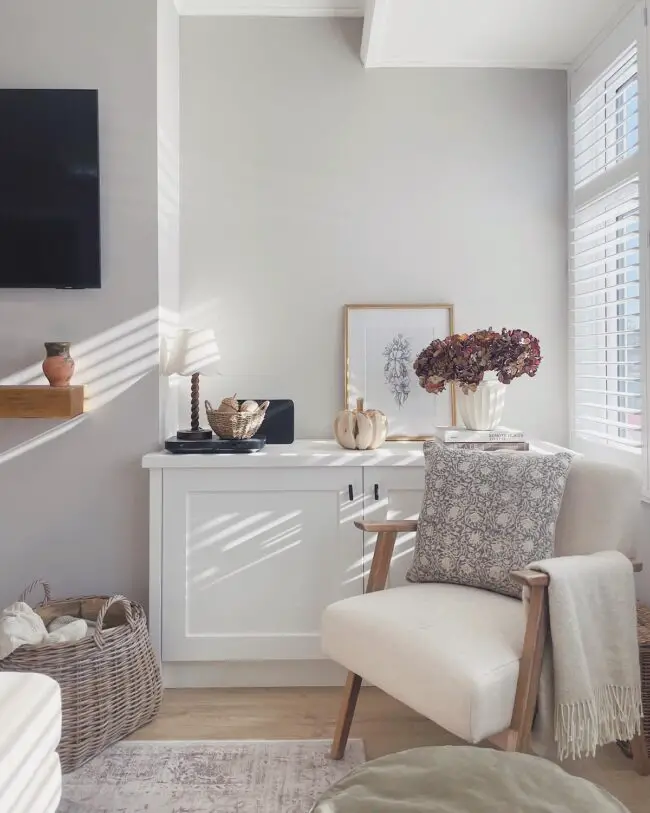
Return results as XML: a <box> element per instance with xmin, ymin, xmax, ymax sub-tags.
<box><xmin>0</xmin><ymin>580</ymin><xmax>162</xmax><ymax>773</ymax></box>
<box><xmin>205</xmin><ymin>400</ymin><xmax>268</xmax><ymax>439</ymax></box>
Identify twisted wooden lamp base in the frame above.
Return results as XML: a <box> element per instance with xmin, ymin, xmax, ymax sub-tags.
<box><xmin>177</xmin><ymin>372</ymin><xmax>212</xmax><ymax>440</ymax></box>
<box><xmin>190</xmin><ymin>372</ymin><xmax>200</xmax><ymax>432</ymax></box>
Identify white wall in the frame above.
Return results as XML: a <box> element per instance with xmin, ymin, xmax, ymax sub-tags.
<box><xmin>158</xmin><ymin>0</ymin><xmax>182</xmax><ymax>439</ymax></box>
<box><xmin>180</xmin><ymin>18</ymin><xmax>569</xmax><ymax>444</ymax></box>
<box><xmin>0</xmin><ymin>0</ymin><xmax>162</xmax><ymax>608</ymax></box>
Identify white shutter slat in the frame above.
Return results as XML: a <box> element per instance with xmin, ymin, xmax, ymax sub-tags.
<box><xmin>576</xmin><ymin>373</ymin><xmax>640</xmax><ymax>392</ymax></box>
<box><xmin>571</xmin><ymin>314</ymin><xmax>640</xmax><ymax>328</ymax></box>
<box><xmin>580</xmin><ymin>415</ymin><xmax>637</xmax><ymax>431</ymax></box>
<box><xmin>576</xmin><ymin>391</ymin><xmax>643</xmax><ymax>405</ymax></box>
<box><xmin>572</xmin><ymin>266</ymin><xmax>639</xmax><ymax>289</ymax></box>
<box><xmin>577</xmin><ymin>402</ymin><xmax>642</xmax><ymax>415</ymax></box>
<box><xmin>571</xmin><ymin>295</ymin><xmax>639</xmax><ymax>312</ymax></box>
<box><xmin>573</xmin><ymin>337</ymin><xmax>641</xmax><ymax>350</ymax></box>
<box><xmin>571</xmin><ymin>248</ymin><xmax>639</xmax><ymax>276</ymax></box>
<box><xmin>577</xmin><ymin>147</ymin><xmax>638</xmax><ymax>188</ymax></box>
<box><xmin>575</xmin><ymin>361</ymin><xmax>641</xmax><ymax>367</ymax></box>
<box><xmin>572</xmin><ymin>286</ymin><xmax>640</xmax><ymax>304</ymax></box>
<box><xmin>575</xmin><ymin>383</ymin><xmax>642</xmax><ymax>392</ymax></box>
<box><xmin>572</xmin><ymin>226</ymin><xmax>638</xmax><ymax>263</ymax></box>
<box><xmin>574</xmin><ymin>52</ymin><xmax>637</xmax><ymax>124</ymax></box>
<box><xmin>572</xmin><ymin>327</ymin><xmax>640</xmax><ymax>336</ymax></box>
<box><xmin>574</xmin><ymin>87</ymin><xmax>638</xmax><ymax>146</ymax></box>
<box><xmin>574</xmin><ymin>128</ymin><xmax>639</xmax><ymax>173</ymax></box>
<box><xmin>574</xmin><ymin>428</ymin><xmax>642</xmax><ymax>448</ymax></box>
<box><xmin>572</xmin><ymin>196</ymin><xmax>638</xmax><ymax>233</ymax></box>
<box><xmin>575</xmin><ymin>351</ymin><xmax>642</xmax><ymax>360</ymax></box>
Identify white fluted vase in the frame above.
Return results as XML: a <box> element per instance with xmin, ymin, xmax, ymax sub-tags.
<box><xmin>456</xmin><ymin>374</ymin><xmax>507</xmax><ymax>430</ymax></box>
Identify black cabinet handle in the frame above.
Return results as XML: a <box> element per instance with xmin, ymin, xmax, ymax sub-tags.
<box><xmin>348</xmin><ymin>484</ymin><xmax>354</xmax><ymax>501</ymax></box>
<box><xmin>374</xmin><ymin>483</ymin><xmax>379</xmax><ymax>501</ymax></box>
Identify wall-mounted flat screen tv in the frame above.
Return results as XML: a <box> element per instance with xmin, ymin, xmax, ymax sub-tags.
<box><xmin>0</xmin><ymin>89</ymin><xmax>100</xmax><ymax>289</ymax></box>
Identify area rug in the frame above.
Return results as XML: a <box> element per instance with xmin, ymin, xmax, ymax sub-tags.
<box><xmin>58</xmin><ymin>739</ymin><xmax>365</xmax><ymax>813</ymax></box>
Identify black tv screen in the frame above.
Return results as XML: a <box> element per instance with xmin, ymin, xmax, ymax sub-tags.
<box><xmin>0</xmin><ymin>89</ymin><xmax>100</xmax><ymax>289</ymax></box>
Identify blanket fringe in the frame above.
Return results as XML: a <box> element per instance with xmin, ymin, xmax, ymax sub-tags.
<box><xmin>555</xmin><ymin>684</ymin><xmax>643</xmax><ymax>761</ymax></box>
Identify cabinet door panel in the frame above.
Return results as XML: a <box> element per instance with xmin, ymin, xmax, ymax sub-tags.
<box><xmin>162</xmin><ymin>468</ymin><xmax>363</xmax><ymax>661</ymax></box>
<box><xmin>363</xmin><ymin>467</ymin><xmax>424</xmax><ymax>589</ymax></box>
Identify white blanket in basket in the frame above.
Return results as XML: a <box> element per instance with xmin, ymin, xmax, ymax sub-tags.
<box><xmin>0</xmin><ymin>602</ymin><xmax>88</xmax><ymax>659</ymax></box>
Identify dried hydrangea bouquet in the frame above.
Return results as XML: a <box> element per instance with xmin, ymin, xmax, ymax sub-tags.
<box><xmin>413</xmin><ymin>328</ymin><xmax>542</xmax><ymax>430</ymax></box>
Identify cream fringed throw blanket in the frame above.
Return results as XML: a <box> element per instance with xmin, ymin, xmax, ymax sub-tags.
<box><xmin>526</xmin><ymin>551</ymin><xmax>642</xmax><ymax>761</ymax></box>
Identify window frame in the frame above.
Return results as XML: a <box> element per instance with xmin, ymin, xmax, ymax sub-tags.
<box><xmin>568</xmin><ymin>0</ymin><xmax>650</xmax><ymax>499</ymax></box>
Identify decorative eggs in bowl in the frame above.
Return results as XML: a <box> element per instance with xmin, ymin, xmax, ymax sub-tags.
<box><xmin>205</xmin><ymin>395</ymin><xmax>270</xmax><ymax>439</ymax></box>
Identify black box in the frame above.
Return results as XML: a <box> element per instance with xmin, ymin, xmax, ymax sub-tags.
<box><xmin>239</xmin><ymin>399</ymin><xmax>294</xmax><ymax>444</ymax></box>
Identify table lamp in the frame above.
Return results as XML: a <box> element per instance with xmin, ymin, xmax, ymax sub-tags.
<box><xmin>165</xmin><ymin>328</ymin><xmax>220</xmax><ymax>440</ymax></box>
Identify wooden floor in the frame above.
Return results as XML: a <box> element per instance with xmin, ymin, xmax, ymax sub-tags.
<box><xmin>133</xmin><ymin>687</ymin><xmax>649</xmax><ymax>812</ymax></box>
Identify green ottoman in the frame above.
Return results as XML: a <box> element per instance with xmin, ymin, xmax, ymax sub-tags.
<box><xmin>312</xmin><ymin>746</ymin><xmax>629</xmax><ymax>812</ymax></box>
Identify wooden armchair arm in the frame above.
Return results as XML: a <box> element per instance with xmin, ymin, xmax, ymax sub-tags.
<box><xmin>511</xmin><ymin>559</ymin><xmax>642</xmax><ymax>590</ymax></box>
<box><xmin>510</xmin><ymin>570</ymin><xmax>550</xmax><ymax>588</ymax></box>
<box><xmin>356</xmin><ymin>520</ymin><xmax>417</xmax><ymax>593</ymax></box>
<box><xmin>354</xmin><ymin>520</ymin><xmax>419</xmax><ymax>533</ymax></box>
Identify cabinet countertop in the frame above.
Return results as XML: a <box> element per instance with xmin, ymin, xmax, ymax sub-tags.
<box><xmin>142</xmin><ymin>440</ymin><xmax>427</xmax><ymax>469</ymax></box>
<box><xmin>142</xmin><ymin>438</ymin><xmax>561</xmax><ymax>469</ymax></box>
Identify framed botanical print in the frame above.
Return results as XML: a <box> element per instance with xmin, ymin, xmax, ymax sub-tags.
<box><xmin>344</xmin><ymin>304</ymin><xmax>456</xmax><ymax>440</ymax></box>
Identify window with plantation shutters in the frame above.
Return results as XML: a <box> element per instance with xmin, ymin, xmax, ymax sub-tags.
<box><xmin>570</xmin><ymin>7</ymin><xmax>647</xmax><ymax>469</ymax></box>
<box><xmin>571</xmin><ymin>179</ymin><xmax>642</xmax><ymax>448</ymax></box>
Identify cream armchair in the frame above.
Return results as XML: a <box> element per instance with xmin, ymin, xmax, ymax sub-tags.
<box><xmin>0</xmin><ymin>672</ymin><xmax>62</xmax><ymax>811</ymax></box>
<box><xmin>322</xmin><ymin>457</ymin><xmax>649</xmax><ymax>774</ymax></box>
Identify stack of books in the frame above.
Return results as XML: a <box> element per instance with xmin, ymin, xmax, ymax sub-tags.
<box><xmin>431</xmin><ymin>426</ymin><xmax>528</xmax><ymax>451</ymax></box>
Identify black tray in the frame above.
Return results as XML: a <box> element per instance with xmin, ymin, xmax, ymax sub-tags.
<box><xmin>165</xmin><ymin>436</ymin><xmax>266</xmax><ymax>454</ymax></box>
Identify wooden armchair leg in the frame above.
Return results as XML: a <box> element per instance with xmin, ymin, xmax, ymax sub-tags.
<box><xmin>507</xmin><ymin>580</ymin><xmax>548</xmax><ymax>753</ymax></box>
<box><xmin>630</xmin><ymin>734</ymin><xmax>650</xmax><ymax>776</ymax></box>
<box><xmin>331</xmin><ymin>672</ymin><xmax>362</xmax><ymax>760</ymax></box>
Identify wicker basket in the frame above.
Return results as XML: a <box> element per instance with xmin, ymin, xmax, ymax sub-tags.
<box><xmin>205</xmin><ymin>399</ymin><xmax>269</xmax><ymax>439</ymax></box>
<box><xmin>620</xmin><ymin>604</ymin><xmax>650</xmax><ymax>759</ymax></box>
<box><xmin>0</xmin><ymin>580</ymin><xmax>162</xmax><ymax>773</ymax></box>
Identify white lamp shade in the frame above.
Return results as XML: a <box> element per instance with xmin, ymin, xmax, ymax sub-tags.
<box><xmin>165</xmin><ymin>328</ymin><xmax>220</xmax><ymax>376</ymax></box>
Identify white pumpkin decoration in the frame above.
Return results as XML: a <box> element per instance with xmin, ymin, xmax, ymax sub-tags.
<box><xmin>334</xmin><ymin>398</ymin><xmax>388</xmax><ymax>450</ymax></box>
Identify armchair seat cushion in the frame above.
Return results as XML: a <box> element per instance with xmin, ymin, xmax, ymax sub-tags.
<box><xmin>322</xmin><ymin>583</ymin><xmax>526</xmax><ymax>743</ymax></box>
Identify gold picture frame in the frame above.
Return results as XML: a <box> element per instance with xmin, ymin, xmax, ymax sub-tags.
<box><xmin>344</xmin><ymin>304</ymin><xmax>456</xmax><ymax>441</ymax></box>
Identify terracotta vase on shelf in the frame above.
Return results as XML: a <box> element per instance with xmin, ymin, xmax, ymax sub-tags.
<box><xmin>42</xmin><ymin>342</ymin><xmax>75</xmax><ymax>387</ymax></box>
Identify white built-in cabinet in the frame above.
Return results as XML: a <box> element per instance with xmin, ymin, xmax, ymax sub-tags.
<box><xmin>161</xmin><ymin>467</ymin><xmax>364</xmax><ymax>662</ymax></box>
<box><xmin>143</xmin><ymin>441</ymin><xmax>426</xmax><ymax>687</ymax></box>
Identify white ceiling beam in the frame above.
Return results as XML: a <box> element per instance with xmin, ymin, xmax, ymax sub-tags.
<box><xmin>360</xmin><ymin>0</ymin><xmax>629</xmax><ymax>70</ymax></box>
<box><xmin>176</xmin><ymin>0</ymin><xmax>363</xmax><ymax>15</ymax></box>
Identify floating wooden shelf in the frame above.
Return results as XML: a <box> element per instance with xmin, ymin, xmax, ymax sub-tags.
<box><xmin>0</xmin><ymin>386</ymin><xmax>85</xmax><ymax>419</ymax></box>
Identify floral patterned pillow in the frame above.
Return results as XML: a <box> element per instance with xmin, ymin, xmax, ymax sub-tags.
<box><xmin>406</xmin><ymin>442</ymin><xmax>573</xmax><ymax>598</ymax></box>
